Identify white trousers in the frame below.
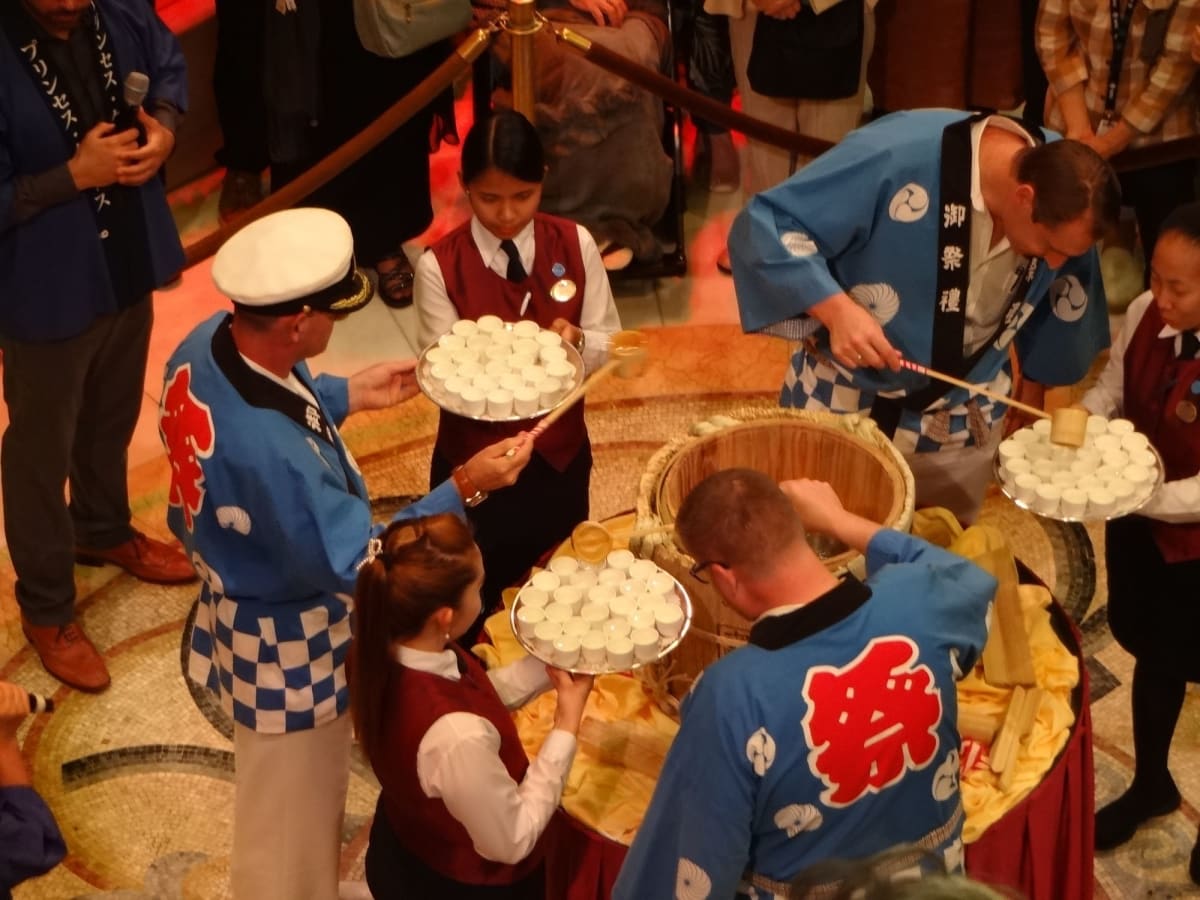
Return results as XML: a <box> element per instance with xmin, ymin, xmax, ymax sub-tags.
<box><xmin>232</xmin><ymin>713</ymin><xmax>353</xmax><ymax>900</ymax></box>
<box><xmin>727</xmin><ymin>1</ymin><xmax>876</xmax><ymax>194</ymax></box>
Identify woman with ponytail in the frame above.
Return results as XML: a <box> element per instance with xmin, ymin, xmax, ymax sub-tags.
<box><xmin>351</xmin><ymin>513</ymin><xmax>593</xmax><ymax>899</ymax></box>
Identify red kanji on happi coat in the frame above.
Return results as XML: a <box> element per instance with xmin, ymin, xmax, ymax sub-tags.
<box><xmin>801</xmin><ymin>636</ymin><xmax>943</xmax><ymax>807</ymax></box>
<box><xmin>159</xmin><ymin>364</ymin><xmax>215</xmax><ymax>532</ymax></box>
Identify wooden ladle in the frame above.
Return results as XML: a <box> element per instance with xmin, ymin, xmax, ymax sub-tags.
<box><xmin>899</xmin><ymin>359</ymin><xmax>1088</xmax><ymax>448</ymax></box>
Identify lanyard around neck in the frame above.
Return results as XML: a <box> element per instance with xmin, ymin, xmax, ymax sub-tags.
<box><xmin>1105</xmin><ymin>0</ymin><xmax>1139</xmax><ymax>118</ymax></box>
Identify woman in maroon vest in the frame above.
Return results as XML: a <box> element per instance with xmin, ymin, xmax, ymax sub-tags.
<box><xmin>1080</xmin><ymin>202</ymin><xmax>1200</xmax><ymax>882</ymax></box>
<box><xmin>351</xmin><ymin>513</ymin><xmax>594</xmax><ymax>898</ymax></box>
<box><xmin>415</xmin><ymin>110</ymin><xmax>622</xmax><ymax>642</ymax></box>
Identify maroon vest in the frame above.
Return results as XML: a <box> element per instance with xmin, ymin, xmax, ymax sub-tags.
<box><xmin>431</xmin><ymin>214</ymin><xmax>588</xmax><ymax>472</ymax></box>
<box><xmin>371</xmin><ymin>646</ymin><xmax>545</xmax><ymax>885</ymax></box>
<box><xmin>1123</xmin><ymin>303</ymin><xmax>1200</xmax><ymax>562</ymax></box>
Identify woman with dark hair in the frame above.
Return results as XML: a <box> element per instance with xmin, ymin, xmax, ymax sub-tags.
<box><xmin>351</xmin><ymin>514</ymin><xmax>593</xmax><ymax>899</ymax></box>
<box><xmin>415</xmin><ymin>110</ymin><xmax>621</xmax><ymax>640</ymax></box>
<box><xmin>1081</xmin><ymin>201</ymin><xmax>1200</xmax><ymax>883</ymax></box>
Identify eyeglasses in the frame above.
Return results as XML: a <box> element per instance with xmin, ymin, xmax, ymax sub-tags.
<box><xmin>689</xmin><ymin>559</ymin><xmax>727</xmax><ymax>584</ymax></box>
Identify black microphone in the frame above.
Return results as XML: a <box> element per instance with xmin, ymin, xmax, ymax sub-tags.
<box><xmin>113</xmin><ymin>71</ymin><xmax>149</xmax><ymax>146</ymax></box>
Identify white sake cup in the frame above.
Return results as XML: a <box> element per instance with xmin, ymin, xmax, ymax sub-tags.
<box><xmin>1032</xmin><ymin>417</ymin><xmax>1053</xmax><ymax>437</ymax></box>
<box><xmin>508</xmin><ymin>353</ymin><xmax>537</xmax><ymax>372</ymax></box>
<box><xmin>1122</xmin><ymin>464</ymin><xmax>1151</xmax><ymax>487</ymax></box>
<box><xmin>519</xmin><ymin>587</ymin><xmax>549</xmax><ymax>609</ymax></box>
<box><xmin>498</xmin><ymin>373</ymin><xmax>525</xmax><ymax>393</ymax></box>
<box><xmin>530</xmin><ymin>570</ymin><xmax>560</xmax><ymax>593</ymax></box>
<box><xmin>1107</xmin><ymin>418</ymin><xmax>1136</xmax><ymax>436</ymax></box>
<box><xmin>1002</xmin><ymin>457</ymin><xmax>1033</xmax><ymax>484</ymax></box>
<box><xmin>546</xmin><ymin>359</ymin><xmax>575</xmax><ymax>382</ymax></box>
<box><xmin>476</xmin><ymin>314</ymin><xmax>504</xmax><ymax>334</ymax></box>
<box><xmin>1085</xmin><ymin>414</ymin><xmax>1109</xmax><ymax>435</ymax></box>
<box><xmin>456</xmin><ymin>359</ymin><xmax>484</xmax><ymax>380</ymax></box>
<box><xmin>521</xmin><ymin>364</ymin><xmax>547</xmax><ymax>385</ymax></box>
<box><xmin>485</xmin><ymin>345</ymin><xmax>512</xmax><ymax>364</ymax></box>
<box><xmin>562</xmin><ymin>618</ymin><xmax>591</xmax><ymax>640</ymax></box>
<box><xmin>997</xmin><ymin>438</ymin><xmax>1026</xmax><ymax>464</ymax></box>
<box><xmin>513</xmin><ymin>336</ymin><xmax>541</xmax><ymax>355</ymax></box>
<box><xmin>1108</xmin><ymin>478</ymin><xmax>1135</xmax><ymax>508</ymax></box>
<box><xmin>1093</xmin><ymin>434</ymin><xmax>1121</xmax><ymax>453</ymax></box>
<box><xmin>570</xmin><ymin>568</ymin><xmax>599</xmax><ymax>591</ymax></box>
<box><xmin>540</xmin><ymin>345</ymin><xmax>569</xmax><ymax>365</ymax></box>
<box><xmin>459</xmin><ymin>386</ymin><xmax>486</xmax><ymax>417</ymax></box>
<box><xmin>580</xmin><ymin>631</ymin><xmax>607</xmax><ymax>664</ymax></box>
<box><xmin>439</xmin><ymin>333</ymin><xmax>467</xmax><ymax>352</ymax></box>
<box><xmin>451</xmin><ymin>319</ymin><xmax>478</xmax><ymax>338</ymax></box>
<box><xmin>450</xmin><ymin>347</ymin><xmax>477</xmax><ymax>367</ymax></box>
<box><xmin>602</xmin><ymin>617</ymin><xmax>632</xmax><ymax>639</ymax></box>
<box><xmin>1101</xmin><ymin>449</ymin><xmax>1129</xmax><ymax>470</ymax></box>
<box><xmin>635</xmin><ymin>591</ymin><xmax>663</xmax><ymax>611</ymax></box>
<box><xmin>553</xmin><ymin>635</ymin><xmax>583</xmax><ymax>668</ymax></box>
<box><xmin>1092</xmin><ymin>464</ymin><xmax>1120</xmax><ymax>484</ymax></box>
<box><xmin>607</xmin><ymin>549</ymin><xmax>636</xmax><ymax>570</ymax></box>
<box><xmin>1129</xmin><ymin>448</ymin><xmax>1158</xmax><ymax>470</ymax></box>
<box><xmin>644</xmin><ymin>573</ymin><xmax>676</xmax><ymax>597</ymax></box>
<box><xmin>471</xmin><ymin>374</ymin><xmax>498</xmax><ymax>395</ymax></box>
<box><xmin>1074</xmin><ymin>447</ymin><xmax>1101</xmax><ymax>467</ymax></box>
<box><xmin>548</xmin><ymin>555</ymin><xmax>580</xmax><ymax>578</ymax></box>
<box><xmin>587</xmin><ymin>584</ymin><xmax>617</xmax><ymax>607</ymax></box>
<box><xmin>444</xmin><ymin>375</ymin><xmax>468</xmax><ymax>399</ymax></box>
<box><xmin>543</xmin><ymin>603</ymin><xmax>572</xmax><ymax>624</ymax></box>
<box><xmin>535</xmin><ymin>330</ymin><xmax>562</xmax><ymax>348</ymax></box>
<box><xmin>628</xmin><ymin>559</ymin><xmax>659</xmax><ymax>581</ymax></box>
<box><xmin>1013</xmin><ymin>473</ymin><xmax>1041</xmax><ymax>504</ymax></box>
<box><xmin>485</xmin><ymin>389</ymin><xmax>513</xmax><ymax>418</ymax></box>
<box><xmin>553</xmin><ymin>586</ymin><xmax>583</xmax><ymax>615</ymax></box>
<box><xmin>1060</xmin><ymin>488</ymin><xmax>1088</xmax><ymax>519</ymax></box>
<box><xmin>1051</xmin><ymin>470</ymin><xmax>1077</xmax><ymax>489</ymax></box>
<box><xmin>425</xmin><ymin>346</ymin><xmax>451</xmax><ymax>367</ymax></box>
<box><xmin>489</xmin><ymin>329</ymin><xmax>515</xmax><ymax>347</ymax></box>
<box><xmin>1033</xmin><ymin>483</ymin><xmax>1062</xmax><ymax>516</ymax></box>
<box><xmin>606</xmin><ymin>635</ymin><xmax>635</xmax><ymax>669</ymax></box>
<box><xmin>512</xmin><ymin>320</ymin><xmax>541</xmax><ymax>338</ymax></box>
<box><xmin>628</xmin><ymin>609</ymin><xmax>657</xmax><ymax>632</ymax></box>
<box><xmin>1032</xmin><ymin>459</ymin><xmax>1057</xmax><ymax>481</ymax></box>
<box><xmin>1024</xmin><ymin>443</ymin><xmax>1052</xmax><ymax>462</ymax></box>
<box><xmin>1069</xmin><ymin>458</ymin><xmax>1098</xmax><ymax>479</ymax></box>
<box><xmin>1011</xmin><ymin>427</ymin><xmax>1040</xmax><ymax>444</ymax></box>
<box><xmin>513</xmin><ymin>386</ymin><xmax>540</xmax><ymax>417</ymax></box>
<box><xmin>484</xmin><ymin>358</ymin><xmax>510</xmax><ymax>378</ymax></box>
<box><xmin>654</xmin><ymin>603</ymin><xmax>684</xmax><ymax>638</ymax></box>
<box><xmin>597</xmin><ymin>568</ymin><xmax>626</xmax><ymax>586</ymax></box>
<box><xmin>1121</xmin><ymin>432</ymin><xmax>1150</xmax><ymax>453</ymax></box>
<box><xmin>534</xmin><ymin>621</ymin><xmax>562</xmax><ymax>656</ymax></box>
<box><xmin>516</xmin><ymin>605</ymin><xmax>545</xmax><ymax>637</ymax></box>
<box><xmin>631</xmin><ymin>627</ymin><xmax>661</xmax><ymax>662</ymax></box>
<box><xmin>609</xmin><ymin>595</ymin><xmax>636</xmax><ymax>619</ymax></box>
<box><xmin>580</xmin><ymin>603</ymin><xmax>609</xmax><ymax>628</ymax></box>
<box><xmin>1087</xmin><ymin>486</ymin><xmax>1116</xmax><ymax>518</ymax></box>
<box><xmin>618</xmin><ymin>578</ymin><xmax>647</xmax><ymax>598</ymax></box>
<box><xmin>536</xmin><ymin>377</ymin><xmax>563</xmax><ymax>407</ymax></box>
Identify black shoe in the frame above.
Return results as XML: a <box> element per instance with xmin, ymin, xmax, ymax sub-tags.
<box><xmin>1094</xmin><ymin>782</ymin><xmax>1181</xmax><ymax>851</ymax></box>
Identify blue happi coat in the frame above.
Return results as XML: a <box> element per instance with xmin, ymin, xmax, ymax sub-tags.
<box><xmin>613</xmin><ymin>530</ymin><xmax>995</xmax><ymax>899</ymax></box>
<box><xmin>160</xmin><ymin>313</ymin><xmax>463</xmax><ymax>733</ymax></box>
<box><xmin>730</xmin><ymin>109</ymin><xmax>1110</xmax><ymax>454</ymax></box>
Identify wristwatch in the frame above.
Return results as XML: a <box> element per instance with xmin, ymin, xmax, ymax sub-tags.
<box><xmin>452</xmin><ymin>465</ymin><xmax>488</xmax><ymax>507</ymax></box>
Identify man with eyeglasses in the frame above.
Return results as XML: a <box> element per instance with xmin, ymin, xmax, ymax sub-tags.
<box><xmin>158</xmin><ymin>208</ymin><xmax>534</xmax><ymax>900</ymax></box>
<box><xmin>614</xmin><ymin>469</ymin><xmax>996</xmax><ymax>899</ymax></box>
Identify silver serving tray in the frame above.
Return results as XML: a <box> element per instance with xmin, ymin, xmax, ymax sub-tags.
<box><xmin>416</xmin><ymin>323</ymin><xmax>584</xmax><ymax>423</ymax></box>
<box><xmin>992</xmin><ymin>442</ymin><xmax>1164</xmax><ymax>523</ymax></box>
<box><xmin>509</xmin><ymin>576</ymin><xmax>694</xmax><ymax>675</ymax></box>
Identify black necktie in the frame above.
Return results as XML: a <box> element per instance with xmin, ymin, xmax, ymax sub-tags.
<box><xmin>500</xmin><ymin>239</ymin><xmax>526</xmax><ymax>283</ymax></box>
<box><xmin>1181</xmin><ymin>331</ymin><xmax>1200</xmax><ymax>360</ymax></box>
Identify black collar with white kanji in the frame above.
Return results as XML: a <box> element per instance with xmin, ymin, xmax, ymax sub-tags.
<box><xmin>747</xmin><ymin>575</ymin><xmax>872</xmax><ymax>650</ymax></box>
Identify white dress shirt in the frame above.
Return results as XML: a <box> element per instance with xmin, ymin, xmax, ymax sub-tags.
<box><xmin>415</xmin><ymin>217</ymin><xmax>621</xmax><ymax>374</ymax></box>
<box><xmin>393</xmin><ymin>645</ymin><xmax>577</xmax><ymax>866</ymax></box>
<box><xmin>1081</xmin><ymin>291</ymin><xmax>1200</xmax><ymax>523</ymax></box>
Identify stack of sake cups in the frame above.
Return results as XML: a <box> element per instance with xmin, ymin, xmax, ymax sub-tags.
<box><xmin>512</xmin><ymin>551</ymin><xmax>687</xmax><ymax>671</ymax></box>
<box><xmin>997</xmin><ymin>414</ymin><xmax>1159</xmax><ymax>519</ymax></box>
<box><xmin>423</xmin><ymin>315</ymin><xmax>578</xmax><ymax>418</ymax></box>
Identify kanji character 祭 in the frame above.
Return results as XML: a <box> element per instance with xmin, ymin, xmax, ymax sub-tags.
<box><xmin>160</xmin><ymin>365</ymin><xmax>215</xmax><ymax>532</ymax></box>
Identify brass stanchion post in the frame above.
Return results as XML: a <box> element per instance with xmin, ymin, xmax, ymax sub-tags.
<box><xmin>509</xmin><ymin>0</ymin><xmax>537</xmax><ymax>122</ymax></box>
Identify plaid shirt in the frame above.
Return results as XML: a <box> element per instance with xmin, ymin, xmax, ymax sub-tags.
<box><xmin>1037</xmin><ymin>0</ymin><xmax>1200</xmax><ymax>147</ymax></box>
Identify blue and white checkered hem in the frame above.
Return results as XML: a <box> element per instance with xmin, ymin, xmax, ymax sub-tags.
<box><xmin>187</xmin><ymin>590</ymin><xmax>352</xmax><ymax>734</ymax></box>
<box><xmin>781</xmin><ymin>351</ymin><xmax>1011</xmax><ymax>455</ymax></box>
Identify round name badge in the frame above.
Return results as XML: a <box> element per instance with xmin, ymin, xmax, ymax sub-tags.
<box><xmin>550</xmin><ymin>279</ymin><xmax>577</xmax><ymax>303</ymax></box>
<box><xmin>1177</xmin><ymin>400</ymin><xmax>1198</xmax><ymax>424</ymax></box>
<box><xmin>551</xmin><ymin>262</ymin><xmax>566</xmax><ymax>278</ymax></box>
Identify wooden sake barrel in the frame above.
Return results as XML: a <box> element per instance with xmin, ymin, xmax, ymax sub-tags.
<box><xmin>632</xmin><ymin>407</ymin><xmax>915</xmax><ymax>704</ymax></box>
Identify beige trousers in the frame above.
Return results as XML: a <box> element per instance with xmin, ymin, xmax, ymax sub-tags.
<box><xmin>231</xmin><ymin>713</ymin><xmax>353</xmax><ymax>900</ymax></box>
<box><xmin>727</xmin><ymin>0</ymin><xmax>876</xmax><ymax>194</ymax></box>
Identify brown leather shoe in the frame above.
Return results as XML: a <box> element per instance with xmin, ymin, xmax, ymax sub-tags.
<box><xmin>21</xmin><ymin>618</ymin><xmax>111</xmax><ymax>692</ymax></box>
<box><xmin>76</xmin><ymin>530</ymin><xmax>196</xmax><ymax>584</ymax></box>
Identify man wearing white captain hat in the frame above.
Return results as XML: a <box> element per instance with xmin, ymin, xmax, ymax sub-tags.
<box><xmin>158</xmin><ymin>207</ymin><xmax>533</xmax><ymax>900</ymax></box>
